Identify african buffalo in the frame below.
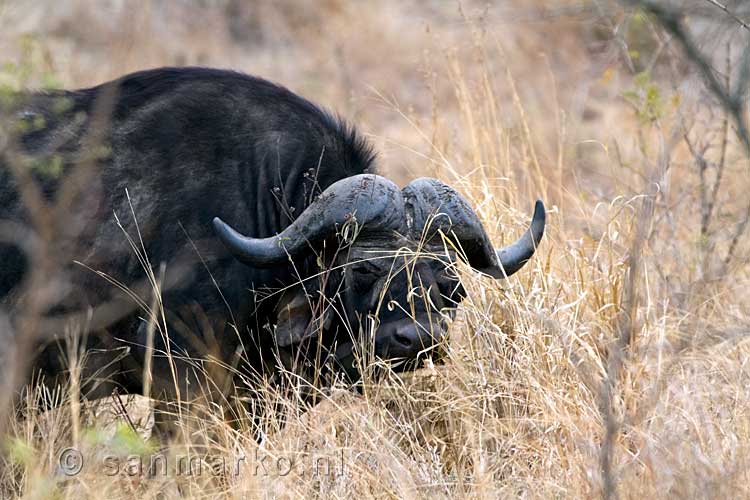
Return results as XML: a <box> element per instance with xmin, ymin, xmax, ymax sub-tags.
<box><xmin>0</xmin><ymin>67</ymin><xmax>544</xmax><ymax>430</ymax></box>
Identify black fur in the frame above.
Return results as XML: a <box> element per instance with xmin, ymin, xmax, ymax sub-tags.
<box><xmin>0</xmin><ymin>67</ymin><xmax>378</xmax><ymax>406</ymax></box>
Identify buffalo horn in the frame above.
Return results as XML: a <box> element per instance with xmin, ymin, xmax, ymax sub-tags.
<box><xmin>402</xmin><ymin>177</ymin><xmax>545</xmax><ymax>278</ymax></box>
<box><xmin>213</xmin><ymin>174</ymin><xmax>406</xmax><ymax>267</ymax></box>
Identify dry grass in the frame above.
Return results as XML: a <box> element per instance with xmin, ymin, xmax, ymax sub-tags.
<box><xmin>1</xmin><ymin>1</ymin><xmax>750</xmax><ymax>498</ymax></box>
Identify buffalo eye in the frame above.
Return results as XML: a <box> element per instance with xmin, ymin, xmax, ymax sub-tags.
<box><xmin>349</xmin><ymin>261</ymin><xmax>382</xmax><ymax>292</ymax></box>
<box><xmin>436</xmin><ymin>271</ymin><xmax>465</xmax><ymax>304</ymax></box>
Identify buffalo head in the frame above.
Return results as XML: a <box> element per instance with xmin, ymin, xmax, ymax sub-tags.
<box><xmin>213</xmin><ymin>174</ymin><xmax>545</xmax><ymax>380</ymax></box>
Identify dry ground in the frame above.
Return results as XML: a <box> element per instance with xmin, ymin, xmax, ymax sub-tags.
<box><xmin>1</xmin><ymin>1</ymin><xmax>750</xmax><ymax>498</ymax></box>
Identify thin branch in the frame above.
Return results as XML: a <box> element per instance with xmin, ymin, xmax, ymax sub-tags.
<box><xmin>624</xmin><ymin>0</ymin><xmax>750</xmax><ymax>153</ymax></box>
<box><xmin>703</xmin><ymin>0</ymin><xmax>750</xmax><ymax>33</ymax></box>
<box><xmin>723</xmin><ymin>200</ymin><xmax>750</xmax><ymax>271</ymax></box>
<box><xmin>708</xmin><ymin>41</ymin><xmax>733</xmax><ymax>229</ymax></box>
<box><xmin>682</xmin><ymin>133</ymin><xmax>711</xmax><ymax>238</ymax></box>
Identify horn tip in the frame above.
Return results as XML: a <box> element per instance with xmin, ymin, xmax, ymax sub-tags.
<box><xmin>534</xmin><ymin>199</ymin><xmax>545</xmax><ymax>214</ymax></box>
<box><xmin>212</xmin><ymin>217</ymin><xmax>238</xmax><ymax>242</ymax></box>
<box><xmin>212</xmin><ymin>216</ymin><xmax>227</xmax><ymax>232</ymax></box>
<box><xmin>532</xmin><ymin>200</ymin><xmax>546</xmax><ymax>226</ymax></box>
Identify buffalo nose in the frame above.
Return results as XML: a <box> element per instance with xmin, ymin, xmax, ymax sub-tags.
<box><xmin>392</xmin><ymin>327</ymin><xmax>417</xmax><ymax>350</ymax></box>
<box><xmin>382</xmin><ymin>319</ymin><xmax>438</xmax><ymax>359</ymax></box>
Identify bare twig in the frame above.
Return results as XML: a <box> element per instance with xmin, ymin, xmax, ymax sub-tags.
<box><xmin>703</xmin><ymin>0</ymin><xmax>750</xmax><ymax>33</ymax></box>
<box><xmin>599</xmin><ymin>192</ymin><xmax>653</xmax><ymax>500</ymax></box>
<box><xmin>624</xmin><ymin>0</ymin><xmax>750</xmax><ymax>153</ymax></box>
<box><xmin>624</xmin><ymin>0</ymin><xmax>750</xmax><ymax>277</ymax></box>
<box><xmin>707</xmin><ymin>41</ymin><xmax>733</xmax><ymax>231</ymax></box>
<box><xmin>722</xmin><ymin>202</ymin><xmax>750</xmax><ymax>271</ymax></box>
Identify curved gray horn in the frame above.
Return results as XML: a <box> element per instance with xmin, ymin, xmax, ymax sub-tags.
<box><xmin>402</xmin><ymin>177</ymin><xmax>545</xmax><ymax>279</ymax></box>
<box><xmin>213</xmin><ymin>174</ymin><xmax>406</xmax><ymax>267</ymax></box>
<box><xmin>491</xmin><ymin>199</ymin><xmax>545</xmax><ymax>278</ymax></box>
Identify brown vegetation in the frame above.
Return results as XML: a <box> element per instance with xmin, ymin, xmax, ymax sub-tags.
<box><xmin>1</xmin><ymin>1</ymin><xmax>750</xmax><ymax>498</ymax></box>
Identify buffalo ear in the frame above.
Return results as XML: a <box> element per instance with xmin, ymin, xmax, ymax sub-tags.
<box><xmin>274</xmin><ymin>287</ymin><xmax>332</xmax><ymax>347</ymax></box>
